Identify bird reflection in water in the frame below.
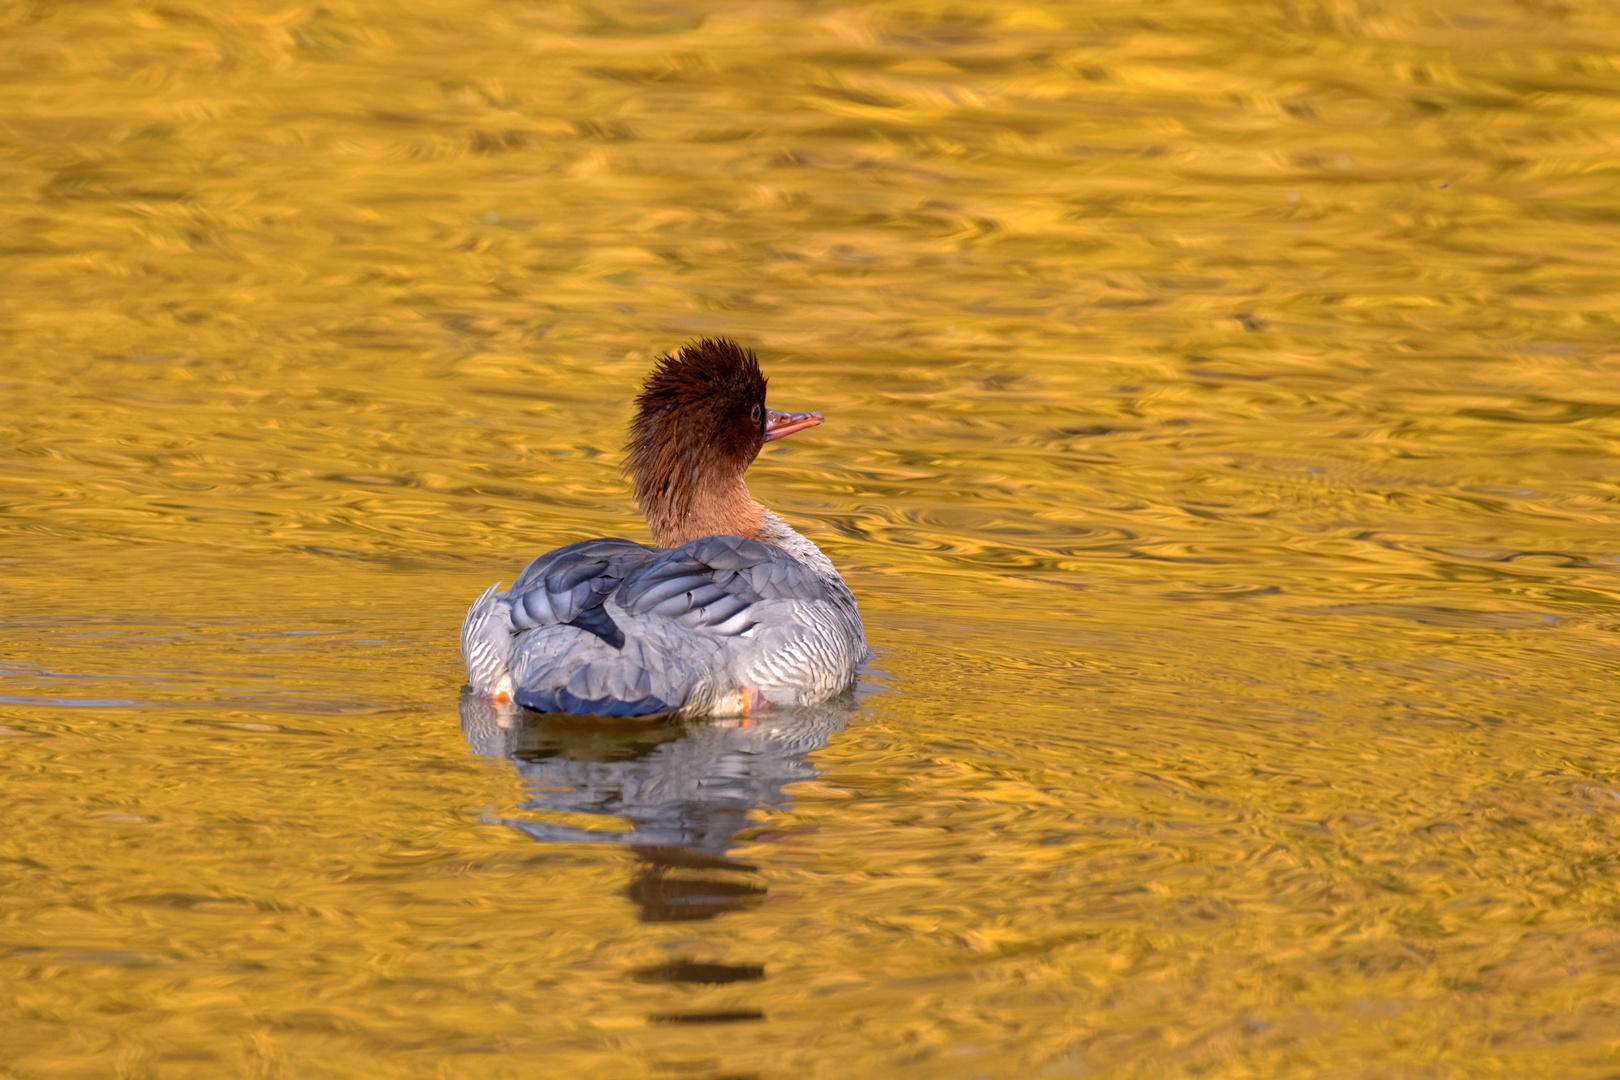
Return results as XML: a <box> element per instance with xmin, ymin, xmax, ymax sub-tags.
<box><xmin>458</xmin><ymin>692</ymin><xmax>851</xmax><ymax>1022</ymax></box>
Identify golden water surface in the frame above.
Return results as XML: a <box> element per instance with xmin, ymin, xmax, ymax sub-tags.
<box><xmin>5</xmin><ymin>1</ymin><xmax>1620</xmax><ymax>1076</ymax></box>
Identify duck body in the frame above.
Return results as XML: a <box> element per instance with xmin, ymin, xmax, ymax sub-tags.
<box><xmin>460</xmin><ymin>339</ymin><xmax>865</xmax><ymax>718</ymax></box>
<box><xmin>462</xmin><ymin>514</ymin><xmax>864</xmax><ymax>717</ymax></box>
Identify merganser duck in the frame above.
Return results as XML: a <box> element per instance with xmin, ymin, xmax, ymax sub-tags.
<box><xmin>460</xmin><ymin>338</ymin><xmax>865</xmax><ymax>717</ymax></box>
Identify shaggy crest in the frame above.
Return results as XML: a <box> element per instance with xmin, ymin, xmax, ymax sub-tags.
<box><xmin>625</xmin><ymin>339</ymin><xmax>770</xmax><ymax>546</ymax></box>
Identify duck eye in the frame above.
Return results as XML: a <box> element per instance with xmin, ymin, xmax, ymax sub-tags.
<box><xmin>751</xmin><ymin>404</ymin><xmax>762</xmax><ymax>424</ymax></box>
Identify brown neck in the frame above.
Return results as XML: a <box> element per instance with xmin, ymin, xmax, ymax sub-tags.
<box><xmin>642</xmin><ymin>475</ymin><xmax>765</xmax><ymax>548</ymax></box>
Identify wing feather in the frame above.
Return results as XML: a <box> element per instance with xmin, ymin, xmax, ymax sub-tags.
<box><xmin>616</xmin><ymin>533</ymin><xmax>828</xmax><ymax>636</ymax></box>
<box><xmin>497</xmin><ymin>531</ymin><xmax>850</xmax><ymax>717</ymax></box>
<box><xmin>506</xmin><ymin>537</ymin><xmax>655</xmax><ymax>644</ymax></box>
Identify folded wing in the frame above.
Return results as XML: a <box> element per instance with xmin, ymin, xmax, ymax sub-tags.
<box><xmin>616</xmin><ymin>534</ymin><xmax>830</xmax><ymax>636</ymax></box>
<box><xmin>499</xmin><ymin>534</ymin><xmax>833</xmax><ymax>718</ymax></box>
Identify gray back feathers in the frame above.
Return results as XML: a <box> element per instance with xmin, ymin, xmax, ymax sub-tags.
<box><xmin>460</xmin><ymin>527</ymin><xmax>865</xmax><ymax>718</ymax></box>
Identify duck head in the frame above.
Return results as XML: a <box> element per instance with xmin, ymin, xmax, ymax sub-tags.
<box><xmin>626</xmin><ymin>338</ymin><xmax>822</xmax><ymax>548</ymax></box>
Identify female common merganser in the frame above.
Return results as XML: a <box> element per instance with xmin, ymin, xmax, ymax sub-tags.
<box><xmin>460</xmin><ymin>338</ymin><xmax>865</xmax><ymax>717</ymax></box>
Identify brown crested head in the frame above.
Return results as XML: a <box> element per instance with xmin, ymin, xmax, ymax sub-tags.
<box><xmin>625</xmin><ymin>338</ymin><xmax>770</xmax><ymax>545</ymax></box>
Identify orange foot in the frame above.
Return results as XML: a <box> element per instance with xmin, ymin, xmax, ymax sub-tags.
<box><xmin>713</xmin><ymin>687</ymin><xmax>769</xmax><ymax>722</ymax></box>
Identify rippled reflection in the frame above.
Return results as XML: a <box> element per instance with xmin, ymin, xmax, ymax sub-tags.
<box><xmin>460</xmin><ymin>693</ymin><xmax>850</xmax><ymax>1027</ymax></box>
<box><xmin>461</xmin><ymin>693</ymin><xmax>849</xmax><ymax>920</ymax></box>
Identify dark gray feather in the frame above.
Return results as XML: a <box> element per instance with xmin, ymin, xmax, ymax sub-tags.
<box><xmin>508</xmin><ymin>538</ymin><xmax>654</xmax><ymax>634</ymax></box>
<box><xmin>616</xmin><ymin>533</ymin><xmax>827</xmax><ymax>633</ymax></box>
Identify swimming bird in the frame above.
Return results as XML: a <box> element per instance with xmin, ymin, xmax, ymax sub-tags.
<box><xmin>460</xmin><ymin>338</ymin><xmax>865</xmax><ymax>718</ymax></box>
